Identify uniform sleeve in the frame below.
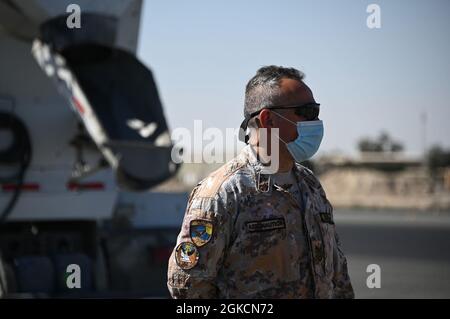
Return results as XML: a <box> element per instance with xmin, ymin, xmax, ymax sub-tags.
<box><xmin>167</xmin><ymin>184</ymin><xmax>233</xmax><ymax>299</ymax></box>
<box><xmin>314</xmin><ymin>175</ymin><xmax>355</xmax><ymax>299</ymax></box>
<box><xmin>332</xmin><ymin>230</ymin><xmax>355</xmax><ymax>299</ymax></box>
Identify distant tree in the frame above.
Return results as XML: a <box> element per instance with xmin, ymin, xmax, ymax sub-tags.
<box><xmin>427</xmin><ymin>145</ymin><xmax>450</xmax><ymax>171</ymax></box>
<box><xmin>391</xmin><ymin>142</ymin><xmax>404</xmax><ymax>153</ymax></box>
<box><xmin>357</xmin><ymin>131</ymin><xmax>404</xmax><ymax>153</ymax></box>
<box><xmin>358</xmin><ymin>138</ymin><xmax>383</xmax><ymax>152</ymax></box>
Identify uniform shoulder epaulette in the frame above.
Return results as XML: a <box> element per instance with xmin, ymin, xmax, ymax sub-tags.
<box><xmin>195</xmin><ymin>158</ymin><xmax>246</xmax><ymax>199</ymax></box>
<box><xmin>297</xmin><ymin>164</ymin><xmax>321</xmax><ymax>190</ymax></box>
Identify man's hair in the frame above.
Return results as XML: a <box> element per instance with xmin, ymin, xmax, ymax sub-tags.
<box><xmin>244</xmin><ymin>65</ymin><xmax>305</xmax><ymax>128</ymax></box>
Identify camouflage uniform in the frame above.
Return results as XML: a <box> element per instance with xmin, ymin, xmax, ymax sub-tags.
<box><xmin>167</xmin><ymin>145</ymin><xmax>354</xmax><ymax>299</ymax></box>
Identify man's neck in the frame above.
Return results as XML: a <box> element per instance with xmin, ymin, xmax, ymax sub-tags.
<box><xmin>276</xmin><ymin>160</ymin><xmax>294</xmax><ymax>173</ymax></box>
<box><xmin>253</xmin><ymin>145</ymin><xmax>294</xmax><ymax>173</ymax></box>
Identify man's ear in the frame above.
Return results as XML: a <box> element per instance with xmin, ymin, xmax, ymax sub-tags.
<box><xmin>259</xmin><ymin>109</ymin><xmax>273</xmax><ymax>128</ymax></box>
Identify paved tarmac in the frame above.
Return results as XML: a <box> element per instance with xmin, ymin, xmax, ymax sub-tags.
<box><xmin>335</xmin><ymin>210</ymin><xmax>450</xmax><ymax>298</ymax></box>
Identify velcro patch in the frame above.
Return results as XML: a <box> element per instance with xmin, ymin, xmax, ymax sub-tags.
<box><xmin>319</xmin><ymin>212</ymin><xmax>334</xmax><ymax>224</ymax></box>
<box><xmin>190</xmin><ymin>219</ymin><xmax>213</xmax><ymax>247</ymax></box>
<box><xmin>175</xmin><ymin>242</ymin><xmax>199</xmax><ymax>270</ymax></box>
<box><xmin>246</xmin><ymin>218</ymin><xmax>286</xmax><ymax>233</ymax></box>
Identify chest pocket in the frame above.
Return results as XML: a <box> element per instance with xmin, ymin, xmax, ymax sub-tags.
<box><xmin>239</xmin><ymin>191</ymin><xmax>290</xmax><ymax>233</ymax></box>
<box><xmin>232</xmin><ymin>203</ymin><xmax>289</xmax><ymax>260</ymax></box>
<box><xmin>245</xmin><ymin>217</ymin><xmax>286</xmax><ymax>233</ymax></box>
<box><xmin>241</xmin><ymin>216</ymin><xmax>287</xmax><ymax>249</ymax></box>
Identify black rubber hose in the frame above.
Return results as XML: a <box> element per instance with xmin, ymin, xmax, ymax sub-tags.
<box><xmin>0</xmin><ymin>112</ymin><xmax>32</xmax><ymax>223</ymax></box>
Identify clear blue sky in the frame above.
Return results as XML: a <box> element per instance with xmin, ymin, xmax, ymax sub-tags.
<box><xmin>137</xmin><ymin>0</ymin><xmax>450</xmax><ymax>157</ymax></box>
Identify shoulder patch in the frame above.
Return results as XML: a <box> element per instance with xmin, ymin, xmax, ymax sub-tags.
<box><xmin>295</xmin><ymin>164</ymin><xmax>321</xmax><ymax>189</ymax></box>
<box><xmin>190</xmin><ymin>219</ymin><xmax>213</xmax><ymax>247</ymax></box>
<box><xmin>175</xmin><ymin>242</ymin><xmax>199</xmax><ymax>270</ymax></box>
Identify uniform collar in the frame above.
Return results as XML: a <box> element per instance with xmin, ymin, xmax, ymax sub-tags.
<box><xmin>241</xmin><ymin>145</ymin><xmax>319</xmax><ymax>195</ymax></box>
<box><xmin>239</xmin><ymin>145</ymin><xmax>271</xmax><ymax>192</ymax></box>
<box><xmin>243</xmin><ymin>144</ymin><xmax>279</xmax><ymax>174</ymax></box>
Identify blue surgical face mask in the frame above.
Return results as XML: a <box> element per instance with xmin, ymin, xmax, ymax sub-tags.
<box><xmin>273</xmin><ymin>112</ymin><xmax>324</xmax><ymax>163</ymax></box>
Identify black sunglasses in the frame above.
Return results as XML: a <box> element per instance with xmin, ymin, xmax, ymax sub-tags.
<box><xmin>239</xmin><ymin>102</ymin><xmax>320</xmax><ymax>143</ymax></box>
<box><xmin>265</xmin><ymin>102</ymin><xmax>320</xmax><ymax>120</ymax></box>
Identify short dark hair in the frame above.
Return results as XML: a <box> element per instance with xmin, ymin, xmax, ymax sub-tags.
<box><xmin>244</xmin><ymin>65</ymin><xmax>305</xmax><ymax>128</ymax></box>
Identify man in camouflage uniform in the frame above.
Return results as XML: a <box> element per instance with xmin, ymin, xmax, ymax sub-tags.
<box><xmin>167</xmin><ymin>66</ymin><xmax>354</xmax><ymax>298</ymax></box>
